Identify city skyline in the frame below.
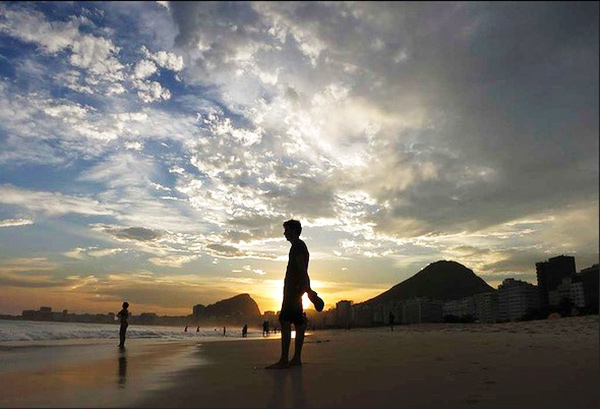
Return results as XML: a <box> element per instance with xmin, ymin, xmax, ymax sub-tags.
<box><xmin>4</xmin><ymin>254</ymin><xmax>597</xmax><ymax>318</ymax></box>
<box><xmin>0</xmin><ymin>2</ymin><xmax>598</xmax><ymax>316</ymax></box>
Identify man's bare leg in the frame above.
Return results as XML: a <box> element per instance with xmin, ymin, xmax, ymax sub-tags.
<box><xmin>289</xmin><ymin>322</ymin><xmax>306</xmax><ymax>366</ymax></box>
<box><xmin>266</xmin><ymin>321</ymin><xmax>291</xmax><ymax>369</ymax></box>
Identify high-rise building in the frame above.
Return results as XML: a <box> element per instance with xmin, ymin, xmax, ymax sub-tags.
<box><xmin>336</xmin><ymin>300</ymin><xmax>353</xmax><ymax>328</ymax></box>
<box><xmin>352</xmin><ymin>304</ymin><xmax>375</xmax><ymax>327</ymax></box>
<box><xmin>570</xmin><ymin>280</ymin><xmax>586</xmax><ymax>308</ymax></box>
<box><xmin>548</xmin><ymin>276</ymin><xmax>575</xmax><ymax>307</ymax></box>
<box><xmin>474</xmin><ymin>291</ymin><xmax>499</xmax><ymax>323</ymax></box>
<box><xmin>442</xmin><ymin>296</ymin><xmax>476</xmax><ymax>319</ymax></box>
<box><xmin>536</xmin><ymin>255</ymin><xmax>576</xmax><ymax>308</ymax></box>
<box><xmin>498</xmin><ymin>279</ymin><xmax>540</xmax><ymax>321</ymax></box>
<box><xmin>581</xmin><ymin>264</ymin><xmax>599</xmax><ymax>312</ymax></box>
<box><xmin>192</xmin><ymin>304</ymin><xmax>206</xmax><ymax>320</ymax></box>
<box><xmin>400</xmin><ymin>298</ymin><xmax>443</xmax><ymax>324</ymax></box>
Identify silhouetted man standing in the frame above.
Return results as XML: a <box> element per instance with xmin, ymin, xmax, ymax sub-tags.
<box><xmin>266</xmin><ymin>219</ymin><xmax>322</xmax><ymax>369</ymax></box>
<box><xmin>117</xmin><ymin>301</ymin><xmax>129</xmax><ymax>348</ymax></box>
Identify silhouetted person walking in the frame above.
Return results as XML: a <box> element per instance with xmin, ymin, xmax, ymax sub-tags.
<box><xmin>117</xmin><ymin>302</ymin><xmax>129</xmax><ymax>348</ymax></box>
<box><xmin>242</xmin><ymin>324</ymin><xmax>248</xmax><ymax>338</ymax></box>
<box><xmin>267</xmin><ymin>219</ymin><xmax>322</xmax><ymax>369</ymax></box>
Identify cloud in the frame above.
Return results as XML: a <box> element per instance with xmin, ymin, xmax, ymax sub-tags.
<box><xmin>141</xmin><ymin>45</ymin><xmax>184</xmax><ymax>71</ymax></box>
<box><xmin>134</xmin><ymin>79</ymin><xmax>171</xmax><ymax>103</ymax></box>
<box><xmin>0</xmin><ymin>218</ymin><xmax>34</xmax><ymax>228</ymax></box>
<box><xmin>0</xmin><ymin>5</ymin><xmax>125</xmax><ymax>84</ymax></box>
<box><xmin>148</xmin><ymin>254</ymin><xmax>199</xmax><ymax>268</ymax></box>
<box><xmin>63</xmin><ymin>248</ymin><xmax>87</xmax><ymax>260</ymax></box>
<box><xmin>0</xmin><ymin>258</ymin><xmax>61</xmax><ymax>288</ymax></box>
<box><xmin>103</xmin><ymin>226</ymin><xmax>162</xmax><ymax>241</ymax></box>
<box><xmin>133</xmin><ymin>59</ymin><xmax>158</xmax><ymax>79</ymax></box>
<box><xmin>63</xmin><ymin>246</ymin><xmax>126</xmax><ymax>260</ymax></box>
<box><xmin>0</xmin><ymin>185</ymin><xmax>114</xmax><ymax>217</ymax></box>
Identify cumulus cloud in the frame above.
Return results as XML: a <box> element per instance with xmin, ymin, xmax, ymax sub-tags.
<box><xmin>0</xmin><ymin>5</ymin><xmax>125</xmax><ymax>83</ymax></box>
<box><xmin>142</xmin><ymin>45</ymin><xmax>184</xmax><ymax>71</ymax></box>
<box><xmin>134</xmin><ymin>79</ymin><xmax>171</xmax><ymax>103</ymax></box>
<box><xmin>133</xmin><ymin>59</ymin><xmax>158</xmax><ymax>79</ymax></box>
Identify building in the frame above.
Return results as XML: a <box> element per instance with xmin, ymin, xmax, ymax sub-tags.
<box><xmin>581</xmin><ymin>264</ymin><xmax>599</xmax><ymax>312</ymax></box>
<box><xmin>372</xmin><ymin>303</ymin><xmax>385</xmax><ymax>325</ymax></box>
<box><xmin>22</xmin><ymin>307</ymin><xmax>54</xmax><ymax>321</ymax></box>
<box><xmin>570</xmin><ymin>280</ymin><xmax>586</xmax><ymax>308</ymax></box>
<box><xmin>536</xmin><ymin>255</ymin><xmax>576</xmax><ymax>308</ymax></box>
<box><xmin>400</xmin><ymin>298</ymin><xmax>443</xmax><ymax>324</ymax></box>
<box><xmin>192</xmin><ymin>304</ymin><xmax>206</xmax><ymax>321</ymax></box>
<box><xmin>352</xmin><ymin>304</ymin><xmax>375</xmax><ymax>327</ymax></box>
<box><xmin>474</xmin><ymin>291</ymin><xmax>499</xmax><ymax>323</ymax></box>
<box><xmin>548</xmin><ymin>276</ymin><xmax>574</xmax><ymax>307</ymax></box>
<box><xmin>498</xmin><ymin>279</ymin><xmax>540</xmax><ymax>321</ymax></box>
<box><xmin>336</xmin><ymin>300</ymin><xmax>353</xmax><ymax>328</ymax></box>
<box><xmin>137</xmin><ymin>312</ymin><xmax>158</xmax><ymax>325</ymax></box>
<box><xmin>442</xmin><ymin>297</ymin><xmax>476</xmax><ymax>319</ymax></box>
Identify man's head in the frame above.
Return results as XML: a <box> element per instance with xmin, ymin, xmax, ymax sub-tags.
<box><xmin>283</xmin><ymin>219</ymin><xmax>302</xmax><ymax>241</ymax></box>
<box><xmin>122</xmin><ymin>301</ymin><xmax>129</xmax><ymax>309</ymax></box>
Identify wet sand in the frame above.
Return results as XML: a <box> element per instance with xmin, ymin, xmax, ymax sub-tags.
<box><xmin>0</xmin><ymin>339</ymin><xmax>201</xmax><ymax>408</ymax></box>
<box><xmin>135</xmin><ymin>315</ymin><xmax>599</xmax><ymax>409</ymax></box>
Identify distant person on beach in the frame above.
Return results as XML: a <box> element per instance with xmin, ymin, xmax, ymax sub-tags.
<box><xmin>184</xmin><ymin>325</ymin><xmax>188</xmax><ymax>332</ymax></box>
<box><xmin>196</xmin><ymin>326</ymin><xmax>200</xmax><ymax>333</ymax></box>
<box><xmin>389</xmin><ymin>311</ymin><xmax>395</xmax><ymax>332</ymax></box>
<box><xmin>242</xmin><ymin>324</ymin><xmax>248</xmax><ymax>338</ymax></box>
<box><xmin>117</xmin><ymin>302</ymin><xmax>129</xmax><ymax>348</ymax></box>
<box><xmin>223</xmin><ymin>326</ymin><xmax>226</xmax><ymax>337</ymax></box>
<box><xmin>266</xmin><ymin>219</ymin><xmax>324</xmax><ymax>369</ymax></box>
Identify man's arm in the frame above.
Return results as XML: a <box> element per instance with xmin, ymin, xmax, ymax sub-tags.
<box><xmin>295</xmin><ymin>253</ymin><xmax>310</xmax><ymax>293</ymax></box>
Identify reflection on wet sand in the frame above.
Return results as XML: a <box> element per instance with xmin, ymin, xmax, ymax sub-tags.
<box><xmin>118</xmin><ymin>347</ymin><xmax>127</xmax><ymax>388</ymax></box>
<box><xmin>267</xmin><ymin>367</ymin><xmax>307</xmax><ymax>408</ymax></box>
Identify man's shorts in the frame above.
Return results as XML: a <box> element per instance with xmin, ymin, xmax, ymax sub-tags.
<box><xmin>279</xmin><ymin>295</ymin><xmax>307</xmax><ymax>326</ymax></box>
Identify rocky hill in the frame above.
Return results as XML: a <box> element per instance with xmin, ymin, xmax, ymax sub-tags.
<box><xmin>194</xmin><ymin>293</ymin><xmax>261</xmax><ymax>319</ymax></box>
<box><xmin>362</xmin><ymin>260</ymin><xmax>495</xmax><ymax>306</ymax></box>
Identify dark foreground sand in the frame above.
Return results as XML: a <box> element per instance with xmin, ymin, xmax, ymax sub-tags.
<box><xmin>134</xmin><ymin>315</ymin><xmax>599</xmax><ymax>409</ymax></box>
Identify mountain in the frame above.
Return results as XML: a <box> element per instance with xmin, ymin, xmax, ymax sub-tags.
<box><xmin>362</xmin><ymin>260</ymin><xmax>495</xmax><ymax>306</ymax></box>
<box><xmin>195</xmin><ymin>294</ymin><xmax>261</xmax><ymax>318</ymax></box>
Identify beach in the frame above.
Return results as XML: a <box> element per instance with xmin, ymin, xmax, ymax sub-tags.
<box><xmin>0</xmin><ymin>316</ymin><xmax>598</xmax><ymax>408</ymax></box>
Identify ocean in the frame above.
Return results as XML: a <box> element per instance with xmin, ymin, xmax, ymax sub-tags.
<box><xmin>0</xmin><ymin>319</ymin><xmax>262</xmax><ymax>345</ymax></box>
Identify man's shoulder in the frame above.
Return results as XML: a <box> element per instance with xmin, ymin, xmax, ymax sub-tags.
<box><xmin>293</xmin><ymin>239</ymin><xmax>309</xmax><ymax>254</ymax></box>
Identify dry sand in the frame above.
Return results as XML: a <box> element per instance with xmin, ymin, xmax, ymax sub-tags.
<box><xmin>134</xmin><ymin>315</ymin><xmax>599</xmax><ymax>409</ymax></box>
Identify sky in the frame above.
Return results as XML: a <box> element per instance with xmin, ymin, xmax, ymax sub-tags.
<box><xmin>0</xmin><ymin>1</ymin><xmax>598</xmax><ymax>316</ymax></box>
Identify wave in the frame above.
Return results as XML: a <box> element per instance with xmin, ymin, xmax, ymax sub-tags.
<box><xmin>0</xmin><ymin>320</ymin><xmax>236</xmax><ymax>343</ymax></box>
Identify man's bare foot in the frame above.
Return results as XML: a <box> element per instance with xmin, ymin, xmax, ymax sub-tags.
<box><xmin>265</xmin><ymin>360</ymin><xmax>289</xmax><ymax>369</ymax></box>
<box><xmin>289</xmin><ymin>358</ymin><xmax>302</xmax><ymax>366</ymax></box>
